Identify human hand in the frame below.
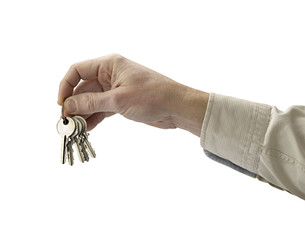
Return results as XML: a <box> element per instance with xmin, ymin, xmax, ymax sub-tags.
<box><xmin>57</xmin><ymin>54</ymin><xmax>209</xmax><ymax>136</ymax></box>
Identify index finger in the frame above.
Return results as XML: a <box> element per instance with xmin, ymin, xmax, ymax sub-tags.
<box><xmin>57</xmin><ymin>58</ymin><xmax>100</xmax><ymax>105</ymax></box>
<box><xmin>57</xmin><ymin>55</ymin><xmax>115</xmax><ymax>105</ymax></box>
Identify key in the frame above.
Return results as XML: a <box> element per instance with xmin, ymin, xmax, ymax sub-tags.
<box><xmin>83</xmin><ymin>136</ymin><xmax>96</xmax><ymax>158</ymax></box>
<box><xmin>57</xmin><ymin>117</ymin><xmax>76</xmax><ymax>164</ymax></box>
<box><xmin>77</xmin><ymin>116</ymin><xmax>96</xmax><ymax>158</ymax></box>
<box><xmin>67</xmin><ymin>140</ymin><xmax>74</xmax><ymax>166</ymax></box>
<box><xmin>80</xmin><ymin>140</ymin><xmax>90</xmax><ymax>162</ymax></box>
<box><xmin>74</xmin><ymin>116</ymin><xmax>90</xmax><ymax>162</ymax></box>
<box><xmin>72</xmin><ymin>117</ymin><xmax>86</xmax><ymax>163</ymax></box>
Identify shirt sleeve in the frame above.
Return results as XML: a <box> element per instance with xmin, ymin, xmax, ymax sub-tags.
<box><xmin>200</xmin><ymin>93</ymin><xmax>305</xmax><ymax>200</ymax></box>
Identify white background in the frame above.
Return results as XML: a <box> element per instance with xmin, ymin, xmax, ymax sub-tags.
<box><xmin>0</xmin><ymin>0</ymin><xmax>305</xmax><ymax>239</ymax></box>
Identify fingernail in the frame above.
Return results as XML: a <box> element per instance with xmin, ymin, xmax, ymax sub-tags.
<box><xmin>65</xmin><ymin>99</ymin><xmax>77</xmax><ymax>113</ymax></box>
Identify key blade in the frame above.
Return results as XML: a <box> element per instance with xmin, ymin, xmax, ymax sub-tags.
<box><xmin>61</xmin><ymin>135</ymin><xmax>67</xmax><ymax>164</ymax></box>
<box><xmin>79</xmin><ymin>139</ymin><xmax>89</xmax><ymax>161</ymax></box>
<box><xmin>67</xmin><ymin>141</ymin><xmax>74</xmax><ymax>166</ymax></box>
<box><xmin>74</xmin><ymin>138</ymin><xmax>85</xmax><ymax>163</ymax></box>
<box><xmin>83</xmin><ymin>137</ymin><xmax>96</xmax><ymax>158</ymax></box>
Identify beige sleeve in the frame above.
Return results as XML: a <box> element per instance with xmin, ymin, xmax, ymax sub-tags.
<box><xmin>200</xmin><ymin>93</ymin><xmax>305</xmax><ymax>200</ymax></box>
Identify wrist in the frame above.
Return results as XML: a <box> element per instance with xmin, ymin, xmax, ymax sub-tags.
<box><xmin>169</xmin><ymin>84</ymin><xmax>209</xmax><ymax>137</ymax></box>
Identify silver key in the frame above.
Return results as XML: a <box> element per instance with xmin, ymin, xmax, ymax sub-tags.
<box><xmin>83</xmin><ymin>136</ymin><xmax>96</xmax><ymax>158</ymax></box>
<box><xmin>67</xmin><ymin>140</ymin><xmax>74</xmax><ymax>166</ymax></box>
<box><xmin>72</xmin><ymin>117</ymin><xmax>86</xmax><ymax>163</ymax></box>
<box><xmin>80</xmin><ymin>140</ymin><xmax>90</xmax><ymax>162</ymax></box>
<box><xmin>57</xmin><ymin>117</ymin><xmax>76</xmax><ymax>164</ymax></box>
<box><xmin>78</xmin><ymin>117</ymin><xmax>96</xmax><ymax>158</ymax></box>
<box><xmin>74</xmin><ymin>116</ymin><xmax>89</xmax><ymax>162</ymax></box>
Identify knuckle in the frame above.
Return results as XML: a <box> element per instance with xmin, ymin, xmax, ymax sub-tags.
<box><xmin>112</xmin><ymin>53</ymin><xmax>125</xmax><ymax>64</ymax></box>
<box><xmin>110</xmin><ymin>91</ymin><xmax>123</xmax><ymax>113</ymax></box>
<box><xmin>110</xmin><ymin>53</ymin><xmax>121</xmax><ymax>58</ymax></box>
<box><xmin>69</xmin><ymin>63</ymin><xmax>77</xmax><ymax>71</ymax></box>
<box><xmin>69</xmin><ymin>63</ymin><xmax>80</xmax><ymax>75</ymax></box>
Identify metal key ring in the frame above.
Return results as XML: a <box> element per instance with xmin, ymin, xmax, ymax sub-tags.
<box><xmin>62</xmin><ymin>99</ymin><xmax>68</xmax><ymax>125</ymax></box>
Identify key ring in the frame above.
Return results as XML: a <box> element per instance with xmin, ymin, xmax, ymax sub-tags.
<box><xmin>62</xmin><ymin>100</ymin><xmax>68</xmax><ymax>125</ymax></box>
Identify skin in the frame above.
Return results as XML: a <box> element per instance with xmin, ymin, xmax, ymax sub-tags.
<box><xmin>57</xmin><ymin>54</ymin><xmax>210</xmax><ymax>137</ymax></box>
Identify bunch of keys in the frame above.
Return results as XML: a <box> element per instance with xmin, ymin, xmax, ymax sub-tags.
<box><xmin>56</xmin><ymin>115</ymin><xmax>96</xmax><ymax>166</ymax></box>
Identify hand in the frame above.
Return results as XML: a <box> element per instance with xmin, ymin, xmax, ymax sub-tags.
<box><xmin>57</xmin><ymin>54</ymin><xmax>209</xmax><ymax>136</ymax></box>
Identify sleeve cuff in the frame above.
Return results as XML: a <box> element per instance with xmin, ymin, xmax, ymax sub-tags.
<box><xmin>200</xmin><ymin>93</ymin><xmax>271</xmax><ymax>175</ymax></box>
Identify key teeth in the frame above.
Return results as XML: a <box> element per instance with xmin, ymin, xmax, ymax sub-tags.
<box><xmin>82</xmin><ymin>135</ymin><xmax>96</xmax><ymax>158</ymax></box>
<box><xmin>74</xmin><ymin>139</ymin><xmax>85</xmax><ymax>163</ymax></box>
<box><xmin>81</xmin><ymin>144</ymin><xmax>90</xmax><ymax>162</ymax></box>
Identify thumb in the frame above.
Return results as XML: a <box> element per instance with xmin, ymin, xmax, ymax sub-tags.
<box><xmin>64</xmin><ymin>89</ymin><xmax>122</xmax><ymax>115</ymax></box>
